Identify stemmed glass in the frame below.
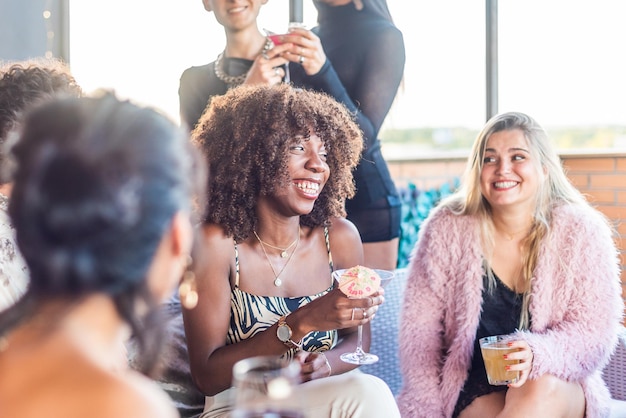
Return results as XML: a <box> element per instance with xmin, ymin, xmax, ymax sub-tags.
<box><xmin>333</xmin><ymin>269</ymin><xmax>394</xmax><ymax>365</ymax></box>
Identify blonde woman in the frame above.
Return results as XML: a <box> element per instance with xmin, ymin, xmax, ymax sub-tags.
<box><xmin>398</xmin><ymin>112</ymin><xmax>623</xmax><ymax>418</ymax></box>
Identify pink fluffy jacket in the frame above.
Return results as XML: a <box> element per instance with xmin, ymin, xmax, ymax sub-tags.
<box><xmin>397</xmin><ymin>203</ymin><xmax>624</xmax><ymax>418</ymax></box>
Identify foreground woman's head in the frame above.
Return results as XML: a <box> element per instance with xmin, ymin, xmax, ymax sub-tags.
<box><xmin>5</xmin><ymin>92</ymin><xmax>198</xmax><ymax>373</ymax></box>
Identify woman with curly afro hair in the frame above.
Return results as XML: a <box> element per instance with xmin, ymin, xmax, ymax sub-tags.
<box><xmin>184</xmin><ymin>83</ymin><xmax>400</xmax><ymax>417</ymax></box>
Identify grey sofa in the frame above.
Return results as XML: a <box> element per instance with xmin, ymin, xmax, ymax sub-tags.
<box><xmin>153</xmin><ymin>268</ymin><xmax>626</xmax><ymax>417</ymax></box>
<box><xmin>364</xmin><ymin>268</ymin><xmax>626</xmax><ymax>415</ymax></box>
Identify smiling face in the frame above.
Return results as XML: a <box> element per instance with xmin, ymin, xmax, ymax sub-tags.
<box><xmin>203</xmin><ymin>0</ymin><xmax>267</xmax><ymax>31</ymax></box>
<box><xmin>479</xmin><ymin>129</ymin><xmax>544</xmax><ymax>215</ymax></box>
<box><xmin>268</xmin><ymin>132</ymin><xmax>330</xmax><ymax>217</ymax></box>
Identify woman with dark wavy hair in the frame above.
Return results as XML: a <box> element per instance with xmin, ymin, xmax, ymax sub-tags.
<box><xmin>0</xmin><ymin>93</ymin><xmax>199</xmax><ymax>418</ymax></box>
<box><xmin>185</xmin><ymin>83</ymin><xmax>400</xmax><ymax>417</ymax></box>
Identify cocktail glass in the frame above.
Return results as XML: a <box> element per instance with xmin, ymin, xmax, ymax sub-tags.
<box><xmin>333</xmin><ymin>269</ymin><xmax>394</xmax><ymax>365</ymax></box>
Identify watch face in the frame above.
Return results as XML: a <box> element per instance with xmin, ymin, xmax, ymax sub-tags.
<box><xmin>277</xmin><ymin>324</ymin><xmax>291</xmax><ymax>342</ymax></box>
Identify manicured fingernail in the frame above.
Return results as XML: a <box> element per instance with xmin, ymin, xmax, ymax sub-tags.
<box><xmin>503</xmin><ymin>354</ymin><xmax>508</xmax><ymax>360</ymax></box>
<box><xmin>507</xmin><ymin>342</ymin><xmax>513</xmax><ymax>347</ymax></box>
<box><xmin>505</xmin><ymin>365</ymin><xmax>511</xmax><ymax>371</ymax></box>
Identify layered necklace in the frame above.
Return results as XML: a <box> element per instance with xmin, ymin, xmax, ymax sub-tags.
<box><xmin>214</xmin><ymin>39</ymin><xmax>272</xmax><ymax>87</ymax></box>
<box><xmin>253</xmin><ymin>226</ymin><xmax>301</xmax><ymax>287</ymax></box>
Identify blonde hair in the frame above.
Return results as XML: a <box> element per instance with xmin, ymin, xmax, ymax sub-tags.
<box><xmin>442</xmin><ymin>112</ymin><xmax>588</xmax><ymax>329</ymax></box>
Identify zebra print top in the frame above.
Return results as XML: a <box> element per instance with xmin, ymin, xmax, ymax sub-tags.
<box><xmin>226</xmin><ymin>227</ymin><xmax>337</xmax><ymax>359</ymax></box>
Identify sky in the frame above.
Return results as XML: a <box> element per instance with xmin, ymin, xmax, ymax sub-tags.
<box><xmin>69</xmin><ymin>0</ymin><xmax>626</xmax><ymax>132</ymax></box>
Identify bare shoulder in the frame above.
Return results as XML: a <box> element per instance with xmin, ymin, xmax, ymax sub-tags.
<box><xmin>191</xmin><ymin>221</ymin><xmax>235</xmax><ymax>305</ymax></box>
<box><xmin>200</xmin><ymin>222</ymin><xmax>232</xmax><ymax>246</ymax></box>
<box><xmin>327</xmin><ymin>217</ymin><xmax>361</xmax><ymax>242</ymax></box>
<box><xmin>5</xmin><ymin>366</ymin><xmax>180</xmax><ymax>418</ymax></box>
<box><xmin>327</xmin><ymin>217</ymin><xmax>363</xmax><ymax>267</ymax></box>
<box><xmin>197</xmin><ymin>222</ymin><xmax>235</xmax><ymax>266</ymax></box>
<box><xmin>93</xmin><ymin>371</ymin><xmax>179</xmax><ymax>418</ymax></box>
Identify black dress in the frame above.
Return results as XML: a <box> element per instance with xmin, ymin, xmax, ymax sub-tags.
<box><xmin>179</xmin><ymin>57</ymin><xmax>244</xmax><ymax>131</ymax></box>
<box><xmin>290</xmin><ymin>3</ymin><xmax>405</xmax><ymax>242</ymax></box>
<box><xmin>452</xmin><ymin>272</ymin><xmax>525</xmax><ymax>417</ymax></box>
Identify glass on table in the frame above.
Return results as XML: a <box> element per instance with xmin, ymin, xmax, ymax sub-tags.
<box><xmin>231</xmin><ymin>355</ymin><xmax>304</xmax><ymax>418</ymax></box>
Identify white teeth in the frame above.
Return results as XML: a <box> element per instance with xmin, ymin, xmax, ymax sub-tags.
<box><xmin>295</xmin><ymin>181</ymin><xmax>319</xmax><ymax>194</ymax></box>
<box><xmin>229</xmin><ymin>7</ymin><xmax>245</xmax><ymax>13</ymax></box>
<box><xmin>494</xmin><ymin>181</ymin><xmax>517</xmax><ymax>188</ymax></box>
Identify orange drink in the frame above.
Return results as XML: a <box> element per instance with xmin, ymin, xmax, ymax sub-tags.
<box><xmin>479</xmin><ymin>335</ymin><xmax>520</xmax><ymax>385</ymax></box>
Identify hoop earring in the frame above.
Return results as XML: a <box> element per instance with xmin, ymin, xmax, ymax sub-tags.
<box><xmin>179</xmin><ymin>255</ymin><xmax>198</xmax><ymax>309</ymax></box>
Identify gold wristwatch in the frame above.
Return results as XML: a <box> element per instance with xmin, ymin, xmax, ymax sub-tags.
<box><xmin>276</xmin><ymin>315</ymin><xmax>301</xmax><ymax>349</ymax></box>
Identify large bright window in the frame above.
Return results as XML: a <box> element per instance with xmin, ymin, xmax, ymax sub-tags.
<box><xmin>498</xmin><ymin>0</ymin><xmax>626</xmax><ymax>149</ymax></box>
<box><xmin>69</xmin><ymin>1</ymin><xmax>626</xmax><ymax>152</ymax></box>
<box><xmin>69</xmin><ymin>1</ymin><xmax>318</xmax><ymax>126</ymax></box>
<box><xmin>383</xmin><ymin>0</ymin><xmax>485</xmax><ymax>156</ymax></box>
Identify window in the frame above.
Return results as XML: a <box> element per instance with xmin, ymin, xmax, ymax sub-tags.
<box><xmin>383</xmin><ymin>0</ymin><xmax>626</xmax><ymax>152</ymax></box>
<box><xmin>68</xmin><ymin>0</ymin><xmax>626</xmax><ymax>152</ymax></box>
<box><xmin>498</xmin><ymin>0</ymin><xmax>626</xmax><ymax>149</ymax></box>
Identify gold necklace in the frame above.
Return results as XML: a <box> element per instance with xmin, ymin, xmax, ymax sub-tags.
<box><xmin>253</xmin><ymin>227</ymin><xmax>300</xmax><ymax>258</ymax></box>
<box><xmin>498</xmin><ymin>225</ymin><xmax>532</xmax><ymax>241</ymax></box>
<box><xmin>214</xmin><ymin>39</ymin><xmax>272</xmax><ymax>87</ymax></box>
<box><xmin>254</xmin><ymin>227</ymin><xmax>300</xmax><ymax>287</ymax></box>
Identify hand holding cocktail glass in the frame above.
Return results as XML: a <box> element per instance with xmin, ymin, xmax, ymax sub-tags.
<box><xmin>333</xmin><ymin>266</ymin><xmax>392</xmax><ymax>365</ymax></box>
<box><xmin>479</xmin><ymin>334</ymin><xmax>533</xmax><ymax>387</ymax></box>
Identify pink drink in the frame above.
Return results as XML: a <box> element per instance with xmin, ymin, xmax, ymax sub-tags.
<box><xmin>268</xmin><ymin>34</ymin><xmax>287</xmax><ymax>46</ymax></box>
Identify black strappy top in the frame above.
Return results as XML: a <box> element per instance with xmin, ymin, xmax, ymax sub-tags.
<box><xmin>453</xmin><ymin>271</ymin><xmax>525</xmax><ymax>417</ymax></box>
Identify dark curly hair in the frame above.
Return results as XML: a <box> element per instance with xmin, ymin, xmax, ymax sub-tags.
<box><xmin>192</xmin><ymin>83</ymin><xmax>362</xmax><ymax>242</ymax></box>
<box><xmin>2</xmin><ymin>92</ymin><xmax>196</xmax><ymax>376</ymax></box>
<box><xmin>0</xmin><ymin>58</ymin><xmax>83</xmax><ymax>184</ymax></box>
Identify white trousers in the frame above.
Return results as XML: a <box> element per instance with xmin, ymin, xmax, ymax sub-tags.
<box><xmin>200</xmin><ymin>370</ymin><xmax>400</xmax><ymax>418</ymax></box>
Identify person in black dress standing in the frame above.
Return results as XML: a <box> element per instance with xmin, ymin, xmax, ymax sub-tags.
<box><xmin>284</xmin><ymin>0</ymin><xmax>406</xmax><ymax>270</ymax></box>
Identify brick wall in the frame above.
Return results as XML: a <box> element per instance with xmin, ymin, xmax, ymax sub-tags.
<box><xmin>387</xmin><ymin>150</ymin><xmax>626</xmax><ymax>318</ymax></box>
<box><xmin>562</xmin><ymin>152</ymin><xmax>626</xmax><ymax>309</ymax></box>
